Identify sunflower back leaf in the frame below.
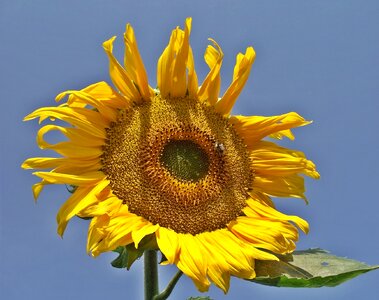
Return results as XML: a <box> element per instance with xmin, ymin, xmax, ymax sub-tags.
<box><xmin>250</xmin><ymin>248</ymin><xmax>378</xmax><ymax>288</ymax></box>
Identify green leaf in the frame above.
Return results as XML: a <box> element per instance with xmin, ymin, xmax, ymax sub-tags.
<box><xmin>251</xmin><ymin>248</ymin><xmax>379</xmax><ymax>288</ymax></box>
<box><xmin>111</xmin><ymin>244</ymin><xmax>144</xmax><ymax>270</ymax></box>
<box><xmin>111</xmin><ymin>246</ymin><xmax>129</xmax><ymax>268</ymax></box>
<box><xmin>110</xmin><ymin>234</ymin><xmax>158</xmax><ymax>270</ymax></box>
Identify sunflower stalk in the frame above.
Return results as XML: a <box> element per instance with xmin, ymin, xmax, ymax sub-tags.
<box><xmin>154</xmin><ymin>270</ymin><xmax>183</xmax><ymax>300</ymax></box>
<box><xmin>144</xmin><ymin>250</ymin><xmax>183</xmax><ymax>300</ymax></box>
<box><xmin>144</xmin><ymin>250</ymin><xmax>159</xmax><ymax>300</ymax></box>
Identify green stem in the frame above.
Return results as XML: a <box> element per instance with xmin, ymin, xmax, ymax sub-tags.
<box><xmin>154</xmin><ymin>270</ymin><xmax>183</xmax><ymax>300</ymax></box>
<box><xmin>144</xmin><ymin>250</ymin><xmax>159</xmax><ymax>300</ymax></box>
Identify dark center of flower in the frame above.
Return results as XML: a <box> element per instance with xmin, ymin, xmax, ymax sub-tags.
<box><xmin>160</xmin><ymin>140</ymin><xmax>209</xmax><ymax>182</ymax></box>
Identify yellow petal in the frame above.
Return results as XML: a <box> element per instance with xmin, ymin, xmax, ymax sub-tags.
<box><xmin>215</xmin><ymin>47</ymin><xmax>255</xmax><ymax>115</ymax></box>
<box><xmin>35</xmin><ymin>125</ymin><xmax>103</xmax><ymax>159</ymax></box>
<box><xmin>91</xmin><ymin>212</ymin><xmax>145</xmax><ymax>253</ymax></box>
<box><xmin>47</xmin><ymin>143</ymin><xmax>101</xmax><ymax>159</ymax></box>
<box><xmin>24</xmin><ymin>106</ymin><xmax>107</xmax><ymax>138</ymax></box>
<box><xmin>245</xmin><ymin>198</ymin><xmax>309</xmax><ymax>233</ymax></box>
<box><xmin>248</xmin><ymin>191</ymin><xmax>275</xmax><ymax>207</ymax></box>
<box><xmin>124</xmin><ymin>24</ymin><xmax>154</xmax><ymax>100</ymax></box>
<box><xmin>103</xmin><ymin>36</ymin><xmax>141</xmax><ymax>101</ymax></box>
<box><xmin>187</xmin><ymin>46</ymin><xmax>199</xmax><ymax>99</ymax></box>
<box><xmin>171</xmin><ymin>17</ymin><xmax>191</xmax><ymax>98</ymax></box>
<box><xmin>56</xmin><ymin>90</ymin><xmax>118</xmax><ymax>122</ymax></box>
<box><xmin>32</xmin><ymin>180</ymin><xmax>50</xmax><ymax>201</ymax></box>
<box><xmin>36</xmin><ymin>124</ymin><xmax>105</xmax><ymax>149</ymax></box>
<box><xmin>157</xmin><ymin>17</ymin><xmax>192</xmax><ymax>98</ymax></box>
<box><xmin>78</xmin><ymin>195</ymin><xmax>121</xmax><ymax>217</ymax></box>
<box><xmin>87</xmin><ymin>215</ymin><xmax>110</xmax><ymax>253</ymax></box>
<box><xmin>23</xmin><ymin>157</ymin><xmax>101</xmax><ymax>177</ymax></box>
<box><xmin>22</xmin><ymin>157</ymin><xmax>66</xmax><ymax>170</ymax></box>
<box><xmin>33</xmin><ymin>171</ymin><xmax>105</xmax><ymax>185</ymax></box>
<box><xmin>201</xmin><ymin>231</ymin><xmax>247</xmax><ymax>274</ymax></box>
<box><xmin>253</xmin><ymin>173</ymin><xmax>307</xmax><ymax>201</ymax></box>
<box><xmin>131</xmin><ymin>222</ymin><xmax>159</xmax><ymax>248</ymax></box>
<box><xmin>251</xmin><ymin>140</ymin><xmax>320</xmax><ymax>179</ymax></box>
<box><xmin>196</xmin><ymin>233</ymin><xmax>231</xmax><ymax>292</ymax></box>
<box><xmin>57</xmin><ymin>179</ymin><xmax>110</xmax><ymax>236</ymax></box>
<box><xmin>203</xmin><ymin>230</ymin><xmax>276</xmax><ymax>274</ymax></box>
<box><xmin>230</xmin><ymin>216</ymin><xmax>297</xmax><ymax>254</ymax></box>
<box><xmin>198</xmin><ymin>39</ymin><xmax>223</xmax><ymax>105</ymax></box>
<box><xmin>230</xmin><ymin>112</ymin><xmax>310</xmax><ymax>145</ymax></box>
<box><xmin>78</xmin><ymin>81</ymin><xmax>129</xmax><ymax>108</ymax></box>
<box><xmin>156</xmin><ymin>227</ymin><xmax>180</xmax><ymax>264</ymax></box>
<box><xmin>157</xmin><ymin>32</ymin><xmax>175</xmax><ymax>97</ymax></box>
<box><xmin>176</xmin><ymin>234</ymin><xmax>210</xmax><ymax>292</ymax></box>
<box><xmin>52</xmin><ymin>160</ymin><xmax>102</xmax><ymax>175</ymax></box>
<box><xmin>91</xmin><ymin>232</ymin><xmax>134</xmax><ymax>257</ymax></box>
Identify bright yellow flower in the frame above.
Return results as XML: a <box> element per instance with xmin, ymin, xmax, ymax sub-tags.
<box><xmin>22</xmin><ymin>18</ymin><xmax>319</xmax><ymax>292</ymax></box>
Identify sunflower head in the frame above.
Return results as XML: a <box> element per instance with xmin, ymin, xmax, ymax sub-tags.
<box><xmin>22</xmin><ymin>18</ymin><xmax>319</xmax><ymax>293</ymax></box>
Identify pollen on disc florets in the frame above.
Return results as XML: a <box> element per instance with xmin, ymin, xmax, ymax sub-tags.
<box><xmin>101</xmin><ymin>95</ymin><xmax>253</xmax><ymax>234</ymax></box>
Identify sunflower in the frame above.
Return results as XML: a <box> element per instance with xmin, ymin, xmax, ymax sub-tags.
<box><xmin>22</xmin><ymin>18</ymin><xmax>319</xmax><ymax>292</ymax></box>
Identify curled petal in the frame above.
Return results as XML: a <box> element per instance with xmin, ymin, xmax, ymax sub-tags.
<box><xmin>231</xmin><ymin>112</ymin><xmax>311</xmax><ymax>145</ymax></box>
<box><xmin>24</xmin><ymin>106</ymin><xmax>107</xmax><ymax>138</ymax></box>
<box><xmin>56</xmin><ymin>90</ymin><xmax>118</xmax><ymax>122</ymax></box>
<box><xmin>124</xmin><ymin>24</ymin><xmax>154</xmax><ymax>100</ymax></box>
<box><xmin>198</xmin><ymin>39</ymin><xmax>223</xmax><ymax>105</ymax></box>
<box><xmin>215</xmin><ymin>47</ymin><xmax>255</xmax><ymax>115</ymax></box>
<box><xmin>157</xmin><ymin>18</ymin><xmax>194</xmax><ymax>98</ymax></box>
<box><xmin>251</xmin><ymin>141</ymin><xmax>320</xmax><ymax>179</ymax></box>
<box><xmin>103</xmin><ymin>36</ymin><xmax>141</xmax><ymax>101</ymax></box>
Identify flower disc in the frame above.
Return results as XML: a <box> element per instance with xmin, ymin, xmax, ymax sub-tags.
<box><xmin>101</xmin><ymin>96</ymin><xmax>253</xmax><ymax>234</ymax></box>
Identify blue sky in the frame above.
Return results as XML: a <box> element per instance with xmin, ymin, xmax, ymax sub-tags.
<box><xmin>1</xmin><ymin>0</ymin><xmax>379</xmax><ymax>299</ymax></box>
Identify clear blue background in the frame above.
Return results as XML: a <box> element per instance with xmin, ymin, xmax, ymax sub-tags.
<box><xmin>1</xmin><ymin>0</ymin><xmax>378</xmax><ymax>299</ymax></box>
